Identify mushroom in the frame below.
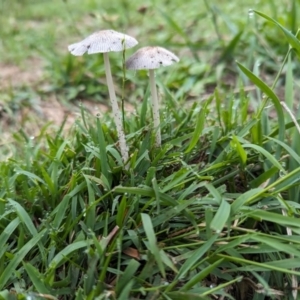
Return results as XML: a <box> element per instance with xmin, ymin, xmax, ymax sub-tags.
<box><xmin>68</xmin><ymin>29</ymin><xmax>138</xmax><ymax>166</ymax></box>
<box><xmin>125</xmin><ymin>46</ymin><xmax>179</xmax><ymax>147</ymax></box>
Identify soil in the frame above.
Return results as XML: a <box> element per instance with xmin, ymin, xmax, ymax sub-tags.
<box><xmin>0</xmin><ymin>58</ymin><xmax>44</xmax><ymax>89</ymax></box>
<box><xmin>0</xmin><ymin>59</ymin><xmax>135</xmax><ymax>138</ymax></box>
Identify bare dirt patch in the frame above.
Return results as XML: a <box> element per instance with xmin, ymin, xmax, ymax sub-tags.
<box><xmin>0</xmin><ymin>58</ymin><xmax>44</xmax><ymax>90</ymax></box>
<box><xmin>38</xmin><ymin>95</ymin><xmax>111</xmax><ymax>130</ymax></box>
<box><xmin>0</xmin><ymin>56</ymin><xmax>136</xmax><ymax>141</ymax></box>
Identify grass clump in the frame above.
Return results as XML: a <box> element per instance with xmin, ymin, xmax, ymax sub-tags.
<box><xmin>1</xmin><ymin>2</ymin><xmax>300</xmax><ymax>300</ymax></box>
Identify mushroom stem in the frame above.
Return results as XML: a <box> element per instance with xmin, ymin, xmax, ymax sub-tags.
<box><xmin>103</xmin><ymin>52</ymin><xmax>129</xmax><ymax>166</ymax></box>
<box><xmin>149</xmin><ymin>69</ymin><xmax>161</xmax><ymax>147</ymax></box>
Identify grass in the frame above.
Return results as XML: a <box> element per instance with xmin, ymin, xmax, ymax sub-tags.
<box><xmin>1</xmin><ymin>0</ymin><xmax>300</xmax><ymax>299</ymax></box>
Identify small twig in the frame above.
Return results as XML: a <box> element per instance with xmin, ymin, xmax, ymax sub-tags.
<box><xmin>280</xmin><ymin>101</ymin><xmax>300</xmax><ymax>135</ymax></box>
<box><xmin>105</xmin><ymin>225</ymin><xmax>120</xmax><ymax>244</ymax></box>
<box><xmin>281</xmin><ymin>206</ymin><xmax>298</xmax><ymax>300</ymax></box>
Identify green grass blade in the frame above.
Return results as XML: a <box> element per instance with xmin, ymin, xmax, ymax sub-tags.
<box><xmin>150</xmin><ymin>197</ymin><xmax>199</xmax><ymax>228</ymax></box>
<box><xmin>96</xmin><ymin>117</ymin><xmax>111</xmax><ymax>183</ymax></box>
<box><xmin>243</xmin><ymin>143</ymin><xmax>284</xmax><ymax>172</ymax></box>
<box><xmin>180</xmin><ymin>258</ymin><xmax>224</xmax><ymax>291</ymax></box>
<box><xmin>52</xmin><ymin>181</ymin><xmax>86</xmax><ymax>229</ymax></box>
<box><xmin>266</xmin><ymin>136</ymin><xmax>300</xmax><ymax>165</ymax></box>
<box><xmin>236</xmin><ymin>62</ymin><xmax>285</xmax><ymax>159</ymax></box>
<box><xmin>217</xmin><ymin>254</ymin><xmax>300</xmax><ymax>276</ymax></box>
<box><xmin>0</xmin><ymin>218</ymin><xmax>20</xmax><ymax>250</ymax></box>
<box><xmin>204</xmin><ymin>183</ymin><xmax>222</xmax><ymax>204</ymax></box>
<box><xmin>118</xmin><ymin>280</ymin><xmax>135</xmax><ymax>300</ymax></box>
<box><xmin>14</xmin><ymin>169</ymin><xmax>45</xmax><ymax>185</ymax></box>
<box><xmin>219</xmin><ymin>30</ymin><xmax>243</xmax><ymax>62</ymax></box>
<box><xmin>23</xmin><ymin>262</ymin><xmax>51</xmax><ymax>294</ymax></box>
<box><xmin>116</xmin><ymin>195</ymin><xmax>127</xmax><ymax>227</ymax></box>
<box><xmin>83</xmin><ymin>175</ymin><xmax>96</xmax><ymax>229</ymax></box>
<box><xmin>185</xmin><ymin>108</ymin><xmax>205</xmax><ymax>153</ymax></box>
<box><xmin>231</xmin><ymin>188</ymin><xmax>264</xmax><ymax>214</ymax></box>
<box><xmin>231</xmin><ymin>136</ymin><xmax>247</xmax><ymax>165</ymax></box>
<box><xmin>141</xmin><ymin>213</ymin><xmax>165</xmax><ymax>278</ymax></box>
<box><xmin>254</xmin><ymin>10</ymin><xmax>300</xmax><ymax>57</ymax></box>
<box><xmin>177</xmin><ymin>234</ymin><xmax>219</xmax><ymax>279</ymax></box>
<box><xmin>245</xmin><ymin>209</ymin><xmax>300</xmax><ymax>229</ymax></box>
<box><xmin>251</xmin><ymin>235</ymin><xmax>300</xmax><ymax>258</ymax></box>
<box><xmin>48</xmin><ymin>240</ymin><xmax>93</xmax><ymax>271</ymax></box>
<box><xmin>116</xmin><ymin>259</ymin><xmax>140</xmax><ymax>295</ymax></box>
<box><xmin>200</xmin><ymin>276</ymin><xmax>243</xmax><ymax>297</ymax></box>
<box><xmin>0</xmin><ymin>229</ymin><xmax>47</xmax><ymax>290</ymax></box>
<box><xmin>210</xmin><ymin>199</ymin><xmax>230</xmax><ymax>232</ymax></box>
<box><xmin>285</xmin><ymin>51</ymin><xmax>294</xmax><ymax>110</ymax></box>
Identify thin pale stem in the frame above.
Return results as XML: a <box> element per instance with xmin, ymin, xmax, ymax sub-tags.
<box><xmin>271</xmin><ymin>48</ymin><xmax>292</xmax><ymax>90</ymax></box>
<box><xmin>103</xmin><ymin>52</ymin><xmax>129</xmax><ymax>166</ymax></box>
<box><xmin>256</xmin><ymin>48</ymin><xmax>291</xmax><ymax>119</ymax></box>
<box><xmin>149</xmin><ymin>69</ymin><xmax>161</xmax><ymax>147</ymax></box>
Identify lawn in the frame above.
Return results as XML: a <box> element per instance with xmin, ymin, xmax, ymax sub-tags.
<box><xmin>1</xmin><ymin>0</ymin><xmax>300</xmax><ymax>299</ymax></box>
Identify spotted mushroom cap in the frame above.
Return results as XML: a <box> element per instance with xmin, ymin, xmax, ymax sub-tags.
<box><xmin>68</xmin><ymin>30</ymin><xmax>138</xmax><ymax>56</ymax></box>
<box><xmin>125</xmin><ymin>46</ymin><xmax>179</xmax><ymax>70</ymax></box>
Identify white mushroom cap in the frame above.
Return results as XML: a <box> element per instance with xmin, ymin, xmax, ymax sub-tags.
<box><xmin>68</xmin><ymin>29</ymin><xmax>138</xmax><ymax>56</ymax></box>
<box><xmin>125</xmin><ymin>46</ymin><xmax>179</xmax><ymax>70</ymax></box>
